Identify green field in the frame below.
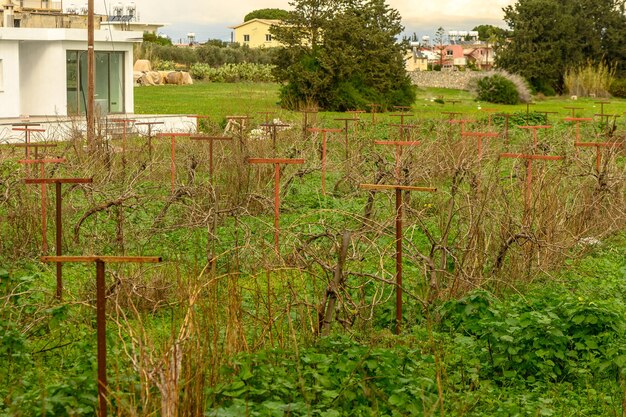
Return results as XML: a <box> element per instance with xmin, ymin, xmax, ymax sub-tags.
<box><xmin>1</xmin><ymin>81</ymin><xmax>625</xmax><ymax>416</ymax></box>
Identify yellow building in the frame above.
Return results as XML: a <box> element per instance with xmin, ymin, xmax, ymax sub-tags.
<box><xmin>229</xmin><ymin>18</ymin><xmax>282</xmax><ymax>48</ymax></box>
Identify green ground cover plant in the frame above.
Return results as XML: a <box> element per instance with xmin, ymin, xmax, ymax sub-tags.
<box><xmin>1</xmin><ymin>82</ymin><xmax>624</xmax><ymax>416</ymax></box>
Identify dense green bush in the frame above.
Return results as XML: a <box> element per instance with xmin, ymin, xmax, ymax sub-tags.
<box><xmin>476</xmin><ymin>74</ymin><xmax>521</xmax><ymax>104</ymax></box>
<box><xmin>190</xmin><ymin>63</ymin><xmax>276</xmax><ymax>82</ymax></box>
<box><xmin>609</xmin><ymin>78</ymin><xmax>626</xmax><ymax>98</ymax></box>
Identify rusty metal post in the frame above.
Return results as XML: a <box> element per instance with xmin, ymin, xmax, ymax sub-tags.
<box><xmin>247</xmin><ymin>158</ymin><xmax>305</xmax><ymax>253</ymax></box>
<box><xmin>40</xmin><ymin>256</ymin><xmax>162</xmax><ymax>417</ymax></box>
<box><xmin>55</xmin><ymin>182</ymin><xmax>62</xmax><ymax>299</ymax></box>
<box><xmin>156</xmin><ymin>133</ymin><xmax>192</xmax><ymax>193</ymax></box>
<box><xmin>308</xmin><ymin>128</ymin><xmax>343</xmax><ymax>195</ymax></box>
<box><xmin>190</xmin><ymin>135</ymin><xmax>233</xmax><ymax>183</ymax></box>
<box><xmin>564</xmin><ymin>106</ymin><xmax>584</xmax><ymax>118</ymax></box>
<box><xmin>374</xmin><ymin>140</ymin><xmax>421</xmax><ymax>181</ymax></box>
<box><xmin>367</xmin><ymin>103</ymin><xmax>381</xmax><ymax>124</ymax></box>
<box><xmin>19</xmin><ymin>157</ymin><xmax>66</xmax><ymax>253</ymax></box>
<box><xmin>517</xmin><ymin>125</ymin><xmax>552</xmax><ymax>148</ymax></box>
<box><xmin>95</xmin><ymin>259</ymin><xmax>107</xmax><ymax>417</ymax></box>
<box><xmin>260</xmin><ymin>122</ymin><xmax>290</xmax><ymax>156</ymax></box>
<box><xmin>187</xmin><ymin>114</ymin><xmax>210</xmax><ymax>132</ymax></box>
<box><xmin>564</xmin><ymin>117</ymin><xmax>592</xmax><ymax>142</ymax></box>
<box><xmin>574</xmin><ymin>141</ymin><xmax>623</xmax><ymax>173</ymax></box>
<box><xmin>360</xmin><ymin>184</ymin><xmax>436</xmax><ymax>334</ymax></box>
<box><xmin>135</xmin><ymin>121</ymin><xmax>164</xmax><ymax>161</ymax></box>
<box><xmin>499</xmin><ymin>153</ymin><xmax>563</xmax><ymax>226</ymax></box>
<box><xmin>26</xmin><ymin>178</ymin><xmax>94</xmax><ymax>299</ymax></box>
<box><xmin>334</xmin><ymin>117</ymin><xmax>358</xmax><ymax>160</ymax></box>
<box><xmin>395</xmin><ymin>187</ymin><xmax>402</xmax><ymax>334</ymax></box>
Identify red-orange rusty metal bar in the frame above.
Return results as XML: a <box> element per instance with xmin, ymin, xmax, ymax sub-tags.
<box><xmin>367</xmin><ymin>103</ymin><xmax>381</xmax><ymax>124</ymax></box>
<box><xmin>257</xmin><ymin>111</ymin><xmax>276</xmax><ymax>127</ymax></box>
<box><xmin>595</xmin><ymin>101</ymin><xmax>610</xmax><ymax>115</ymax></box>
<box><xmin>135</xmin><ymin>121</ymin><xmax>164</xmax><ymax>160</ymax></box>
<box><xmin>360</xmin><ymin>183</ymin><xmax>436</xmax><ymax>334</ymax></box>
<box><xmin>41</xmin><ymin>255</ymin><xmax>161</xmax><ymax>417</ymax></box>
<box><xmin>499</xmin><ymin>153</ymin><xmax>563</xmax><ymax>225</ymax></box>
<box><xmin>301</xmin><ymin>109</ymin><xmax>319</xmax><ymax>135</ymax></box>
<box><xmin>574</xmin><ymin>141</ymin><xmax>623</xmax><ymax>173</ymax></box>
<box><xmin>374</xmin><ymin>140</ymin><xmax>421</xmax><ymax>180</ymax></box>
<box><xmin>348</xmin><ymin>110</ymin><xmax>366</xmax><ymax>132</ymax></box>
<box><xmin>13</xmin><ymin>126</ymin><xmax>46</xmax><ymax>159</ymax></box>
<box><xmin>308</xmin><ymin>128</ymin><xmax>343</xmax><ymax>195</ymax></box>
<box><xmin>156</xmin><ymin>133</ymin><xmax>192</xmax><ymax>192</ymax></box>
<box><xmin>535</xmin><ymin>110</ymin><xmax>559</xmax><ymax>123</ymax></box>
<box><xmin>461</xmin><ymin>131</ymin><xmax>500</xmax><ymax>160</ymax></box>
<box><xmin>247</xmin><ymin>158</ymin><xmax>305</xmax><ymax>252</ymax></box>
<box><xmin>441</xmin><ymin>111</ymin><xmax>463</xmax><ymax>120</ymax></box>
<box><xmin>481</xmin><ymin>108</ymin><xmax>498</xmax><ymax>129</ymax></box>
<box><xmin>108</xmin><ymin>118</ymin><xmax>135</xmax><ymax>169</ymax></box>
<box><xmin>448</xmin><ymin>99</ymin><xmax>461</xmax><ymax>106</ymax></box>
<box><xmin>19</xmin><ymin>158</ymin><xmax>66</xmax><ymax>253</ymax></box>
<box><xmin>517</xmin><ymin>125</ymin><xmax>552</xmax><ymax>147</ymax></box>
<box><xmin>190</xmin><ymin>135</ymin><xmax>233</xmax><ymax>183</ymax></box>
<box><xmin>564</xmin><ymin>106</ymin><xmax>585</xmax><ymax>118</ymax></box>
<box><xmin>260</xmin><ymin>122</ymin><xmax>291</xmax><ymax>155</ymax></box>
<box><xmin>225</xmin><ymin>115</ymin><xmax>253</xmax><ymax>151</ymax></box>
<box><xmin>594</xmin><ymin>114</ymin><xmax>621</xmax><ymax>137</ymax></box>
<box><xmin>563</xmin><ymin>117</ymin><xmax>592</xmax><ymax>142</ymax></box>
<box><xmin>26</xmin><ymin>177</ymin><xmax>93</xmax><ymax>300</ymax></box>
<box><xmin>448</xmin><ymin>119</ymin><xmax>475</xmax><ymax>137</ymax></box>
<box><xmin>334</xmin><ymin>117</ymin><xmax>359</xmax><ymax>160</ymax></box>
<box><xmin>187</xmin><ymin>114</ymin><xmax>210</xmax><ymax>132</ymax></box>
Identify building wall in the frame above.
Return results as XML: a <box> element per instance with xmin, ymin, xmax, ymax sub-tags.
<box><xmin>19</xmin><ymin>41</ymin><xmax>66</xmax><ymax>116</ymax></box>
<box><xmin>0</xmin><ymin>41</ymin><xmax>20</xmax><ymax>118</ymax></box>
<box><xmin>0</xmin><ymin>28</ymin><xmax>137</xmax><ymax>118</ymax></box>
<box><xmin>233</xmin><ymin>20</ymin><xmax>281</xmax><ymax>48</ymax></box>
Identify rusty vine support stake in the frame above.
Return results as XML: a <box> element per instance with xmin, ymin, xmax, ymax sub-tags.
<box><xmin>564</xmin><ymin>106</ymin><xmax>585</xmax><ymax>118</ymax></box>
<box><xmin>481</xmin><ymin>108</ymin><xmax>498</xmax><ymax>129</ymax></box>
<box><xmin>260</xmin><ymin>122</ymin><xmax>291</xmax><ymax>156</ymax></box>
<box><xmin>40</xmin><ymin>255</ymin><xmax>162</xmax><ymax>417</ymax></box>
<box><xmin>499</xmin><ymin>153</ymin><xmax>563</xmax><ymax>226</ymax></box>
<box><xmin>225</xmin><ymin>115</ymin><xmax>253</xmax><ymax>151</ymax></box>
<box><xmin>448</xmin><ymin>119</ymin><xmax>475</xmax><ymax>137</ymax></box>
<box><xmin>156</xmin><ymin>133</ymin><xmax>192</xmax><ymax>193</ymax></box>
<box><xmin>441</xmin><ymin>111</ymin><xmax>463</xmax><ymax>121</ymax></box>
<box><xmin>374</xmin><ymin>140</ymin><xmax>421</xmax><ymax>180</ymax></box>
<box><xmin>134</xmin><ymin>121</ymin><xmax>164</xmax><ymax>160</ymax></box>
<box><xmin>12</xmin><ymin>143</ymin><xmax>57</xmax><ymax>160</ymax></box>
<box><xmin>574</xmin><ymin>141</ymin><xmax>623</xmax><ymax>173</ymax></box>
<box><xmin>108</xmin><ymin>118</ymin><xmax>135</xmax><ymax>170</ymax></box>
<box><xmin>367</xmin><ymin>103</ymin><xmax>381</xmax><ymax>124</ymax></box>
<box><xmin>535</xmin><ymin>111</ymin><xmax>559</xmax><ymax>123</ymax></box>
<box><xmin>247</xmin><ymin>158</ymin><xmax>305</xmax><ymax>253</ymax></box>
<box><xmin>594</xmin><ymin>114</ymin><xmax>621</xmax><ymax>137</ymax></box>
<box><xmin>348</xmin><ymin>110</ymin><xmax>366</xmax><ymax>132</ymax></box>
<box><xmin>308</xmin><ymin>128</ymin><xmax>343</xmax><ymax>195</ymax></box>
<box><xmin>517</xmin><ymin>125</ymin><xmax>552</xmax><ymax>148</ymax></box>
<box><xmin>190</xmin><ymin>135</ymin><xmax>233</xmax><ymax>183</ymax></box>
<box><xmin>25</xmin><ymin>178</ymin><xmax>93</xmax><ymax>300</ymax></box>
<box><xmin>19</xmin><ymin>158</ymin><xmax>66</xmax><ymax>253</ymax></box>
<box><xmin>359</xmin><ymin>184</ymin><xmax>436</xmax><ymax>335</ymax></box>
<box><xmin>525</xmin><ymin>102</ymin><xmax>535</xmax><ymax>124</ymax></box>
<box><xmin>461</xmin><ymin>131</ymin><xmax>500</xmax><ymax>161</ymax></box>
<box><xmin>595</xmin><ymin>101</ymin><xmax>610</xmax><ymax>116</ymax></box>
<box><xmin>563</xmin><ymin>117</ymin><xmax>592</xmax><ymax>142</ymax></box>
<box><xmin>257</xmin><ymin>111</ymin><xmax>276</xmax><ymax>127</ymax></box>
<box><xmin>12</xmin><ymin>125</ymin><xmax>46</xmax><ymax>159</ymax></box>
<box><xmin>494</xmin><ymin>113</ymin><xmax>511</xmax><ymax>144</ymax></box>
<box><xmin>301</xmin><ymin>109</ymin><xmax>318</xmax><ymax>136</ymax></box>
<box><xmin>334</xmin><ymin>117</ymin><xmax>359</xmax><ymax>160</ymax></box>
<box><xmin>187</xmin><ymin>114</ymin><xmax>210</xmax><ymax>133</ymax></box>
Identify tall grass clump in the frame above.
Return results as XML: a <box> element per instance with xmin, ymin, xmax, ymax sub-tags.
<box><xmin>564</xmin><ymin>60</ymin><xmax>616</xmax><ymax>98</ymax></box>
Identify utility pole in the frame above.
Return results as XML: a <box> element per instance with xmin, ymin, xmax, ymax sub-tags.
<box><xmin>87</xmin><ymin>0</ymin><xmax>95</xmax><ymax>149</ymax></box>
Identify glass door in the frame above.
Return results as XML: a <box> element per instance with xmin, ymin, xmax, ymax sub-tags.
<box><xmin>66</xmin><ymin>51</ymin><xmax>125</xmax><ymax>115</ymax></box>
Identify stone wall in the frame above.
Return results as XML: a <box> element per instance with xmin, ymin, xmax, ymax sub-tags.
<box><xmin>409</xmin><ymin>71</ymin><xmax>481</xmax><ymax>90</ymax></box>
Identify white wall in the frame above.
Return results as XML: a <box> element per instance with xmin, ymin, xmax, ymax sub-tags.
<box><xmin>0</xmin><ymin>41</ymin><xmax>21</xmax><ymax>118</ymax></box>
<box><xmin>19</xmin><ymin>41</ymin><xmax>66</xmax><ymax>117</ymax></box>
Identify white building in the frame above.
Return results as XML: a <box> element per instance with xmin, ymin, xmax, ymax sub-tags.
<box><xmin>0</xmin><ymin>27</ymin><xmax>142</xmax><ymax>119</ymax></box>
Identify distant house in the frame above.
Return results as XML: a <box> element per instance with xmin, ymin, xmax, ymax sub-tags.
<box><xmin>405</xmin><ymin>49</ymin><xmax>428</xmax><ymax>72</ymax></box>
<box><xmin>463</xmin><ymin>44</ymin><xmax>495</xmax><ymax>70</ymax></box>
<box><xmin>229</xmin><ymin>19</ymin><xmax>282</xmax><ymax>48</ymax></box>
<box><xmin>440</xmin><ymin>45</ymin><xmax>466</xmax><ymax>68</ymax></box>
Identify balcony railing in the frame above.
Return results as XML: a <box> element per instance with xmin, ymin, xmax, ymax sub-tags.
<box><xmin>17</xmin><ymin>1</ymin><xmax>63</xmax><ymax>11</ymax></box>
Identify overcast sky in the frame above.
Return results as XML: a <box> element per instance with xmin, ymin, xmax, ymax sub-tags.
<box><xmin>94</xmin><ymin>0</ymin><xmax>515</xmax><ymax>42</ymax></box>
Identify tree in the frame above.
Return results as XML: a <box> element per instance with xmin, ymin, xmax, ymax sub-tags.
<box><xmin>244</xmin><ymin>8</ymin><xmax>290</xmax><ymax>22</ymax></box>
<box><xmin>496</xmin><ymin>0</ymin><xmax>626</xmax><ymax>94</ymax></box>
<box><xmin>271</xmin><ymin>0</ymin><xmax>415</xmax><ymax>111</ymax></box>
<box><xmin>434</xmin><ymin>26</ymin><xmax>445</xmax><ymax>68</ymax></box>
<box><xmin>143</xmin><ymin>32</ymin><xmax>172</xmax><ymax>46</ymax></box>
<box><xmin>472</xmin><ymin>24</ymin><xmax>507</xmax><ymax>42</ymax></box>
